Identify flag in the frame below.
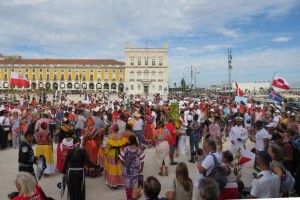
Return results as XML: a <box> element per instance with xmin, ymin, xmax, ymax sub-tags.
<box><xmin>235</xmin><ymin>82</ymin><xmax>244</xmax><ymax>97</ymax></box>
<box><xmin>10</xmin><ymin>72</ymin><xmax>30</xmax><ymax>88</ymax></box>
<box><xmin>271</xmin><ymin>74</ymin><xmax>290</xmax><ymax>90</ymax></box>
<box><xmin>239</xmin><ymin>148</ymin><xmax>255</xmax><ymax>165</ymax></box>
<box><xmin>268</xmin><ymin>87</ymin><xmax>283</xmax><ymax>103</ymax></box>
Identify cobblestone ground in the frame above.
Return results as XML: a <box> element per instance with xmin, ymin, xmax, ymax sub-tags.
<box><xmin>1</xmin><ymin>94</ymin><xmax>255</xmax><ymax>199</ymax></box>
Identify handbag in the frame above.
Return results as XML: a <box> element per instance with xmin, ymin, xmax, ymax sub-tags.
<box><xmin>37</xmin><ymin>186</ymin><xmax>55</xmax><ymax>200</ymax></box>
<box><xmin>7</xmin><ymin>133</ymin><xmax>12</xmax><ymax>142</ymax></box>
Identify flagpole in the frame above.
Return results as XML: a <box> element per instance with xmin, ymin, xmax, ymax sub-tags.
<box><xmin>269</xmin><ymin>72</ymin><xmax>276</xmax><ymax>89</ymax></box>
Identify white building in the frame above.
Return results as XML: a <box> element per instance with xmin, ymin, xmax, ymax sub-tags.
<box><xmin>124</xmin><ymin>43</ymin><xmax>169</xmax><ymax>95</ymax></box>
<box><xmin>208</xmin><ymin>82</ymin><xmax>271</xmax><ymax>95</ymax></box>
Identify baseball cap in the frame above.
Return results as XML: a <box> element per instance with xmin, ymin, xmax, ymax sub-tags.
<box><xmin>271</xmin><ymin>133</ymin><xmax>282</xmax><ymax>141</ymax></box>
<box><xmin>266</xmin><ymin>123</ymin><xmax>276</xmax><ymax>128</ymax></box>
<box><xmin>258</xmin><ymin>151</ymin><xmax>272</xmax><ymax>163</ymax></box>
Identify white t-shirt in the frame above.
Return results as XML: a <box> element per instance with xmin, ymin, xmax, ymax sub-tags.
<box><xmin>202</xmin><ymin>152</ymin><xmax>222</xmax><ymax>175</ymax></box>
<box><xmin>194</xmin><ymin>169</ymin><xmax>204</xmax><ymax>188</ymax></box>
<box><xmin>250</xmin><ymin>170</ymin><xmax>281</xmax><ymax>198</ymax></box>
<box><xmin>255</xmin><ymin>128</ymin><xmax>270</xmax><ymax>151</ymax></box>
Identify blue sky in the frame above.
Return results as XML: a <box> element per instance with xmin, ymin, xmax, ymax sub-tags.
<box><xmin>0</xmin><ymin>0</ymin><xmax>299</xmax><ymax>87</ymax></box>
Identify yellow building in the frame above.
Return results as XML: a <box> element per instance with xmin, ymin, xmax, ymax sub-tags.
<box><xmin>0</xmin><ymin>59</ymin><xmax>125</xmax><ymax>93</ymax></box>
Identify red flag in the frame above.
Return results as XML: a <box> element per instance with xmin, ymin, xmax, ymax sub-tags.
<box><xmin>235</xmin><ymin>82</ymin><xmax>244</xmax><ymax>97</ymax></box>
<box><xmin>239</xmin><ymin>148</ymin><xmax>255</xmax><ymax>165</ymax></box>
<box><xmin>10</xmin><ymin>72</ymin><xmax>30</xmax><ymax>88</ymax></box>
<box><xmin>271</xmin><ymin>74</ymin><xmax>290</xmax><ymax>90</ymax></box>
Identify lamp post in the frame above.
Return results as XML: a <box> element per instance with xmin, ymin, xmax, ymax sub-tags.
<box><xmin>79</xmin><ymin>74</ymin><xmax>82</xmax><ymax>97</ymax></box>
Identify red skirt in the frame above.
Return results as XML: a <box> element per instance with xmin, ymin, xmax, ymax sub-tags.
<box><xmin>56</xmin><ymin>142</ymin><xmax>63</xmax><ymax>171</ymax></box>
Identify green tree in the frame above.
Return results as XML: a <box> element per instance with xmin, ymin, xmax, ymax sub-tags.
<box><xmin>181</xmin><ymin>78</ymin><xmax>186</xmax><ymax>93</ymax></box>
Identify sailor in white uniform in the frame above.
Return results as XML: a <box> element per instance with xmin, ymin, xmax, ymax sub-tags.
<box><xmin>229</xmin><ymin>116</ymin><xmax>249</xmax><ymax>153</ymax></box>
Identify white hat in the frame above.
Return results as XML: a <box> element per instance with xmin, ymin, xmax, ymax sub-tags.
<box><xmin>275</xmin><ymin>110</ymin><xmax>280</xmax><ymax>113</ymax></box>
<box><xmin>266</xmin><ymin>123</ymin><xmax>276</xmax><ymax>128</ymax></box>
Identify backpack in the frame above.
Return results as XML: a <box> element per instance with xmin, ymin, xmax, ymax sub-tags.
<box><xmin>205</xmin><ymin>154</ymin><xmax>228</xmax><ymax>192</ymax></box>
<box><xmin>289</xmin><ymin>137</ymin><xmax>300</xmax><ymax>172</ymax></box>
<box><xmin>281</xmin><ymin>167</ymin><xmax>295</xmax><ymax>191</ymax></box>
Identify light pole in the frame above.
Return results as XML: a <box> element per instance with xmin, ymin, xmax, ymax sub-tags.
<box><xmin>79</xmin><ymin>73</ymin><xmax>82</xmax><ymax>97</ymax></box>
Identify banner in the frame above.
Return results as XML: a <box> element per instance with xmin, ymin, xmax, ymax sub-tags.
<box><xmin>234</xmin><ymin>96</ymin><xmax>247</xmax><ymax>104</ymax></box>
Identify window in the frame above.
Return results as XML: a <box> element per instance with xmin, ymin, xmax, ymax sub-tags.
<box><xmin>97</xmin><ymin>73</ymin><xmax>101</xmax><ymax>80</ymax></box>
<box><xmin>26</xmin><ymin>69</ymin><xmax>28</xmax><ymax>72</ymax></box>
<box><xmin>112</xmin><ymin>69</ymin><xmax>115</xmax><ymax>73</ymax></box>
<box><xmin>69</xmin><ymin>69</ymin><xmax>71</xmax><ymax>73</ymax></box>
<box><xmin>40</xmin><ymin>69</ymin><xmax>42</xmax><ymax>72</ymax></box>
<box><xmin>105</xmin><ymin>69</ymin><xmax>108</xmax><ymax>72</ymax></box>
<box><xmin>131</xmin><ymin>85</ymin><xmax>134</xmax><ymax>90</ymax></box>
<box><xmin>90</xmin><ymin>69</ymin><xmax>93</xmax><ymax>73</ymax></box>
<box><xmin>33</xmin><ymin>75</ymin><xmax>36</xmax><ymax>80</ymax></box>
<box><xmin>90</xmin><ymin>75</ymin><xmax>93</xmax><ymax>80</ymax></box>
<box><xmin>120</xmin><ymin>69</ymin><xmax>123</xmax><ymax>72</ymax></box>
<box><xmin>54</xmin><ymin>69</ymin><xmax>57</xmax><ymax>72</ymax></box>
<box><xmin>137</xmin><ymin>71</ymin><xmax>141</xmax><ymax>80</ymax></box>
<box><xmin>144</xmin><ymin>70</ymin><xmax>149</xmax><ymax>80</ymax></box>
<box><xmin>4</xmin><ymin>74</ymin><xmax>7</xmax><ymax>80</ymax></box>
<box><xmin>54</xmin><ymin>75</ymin><xmax>57</xmax><ymax>80</ymax></box>
<box><xmin>33</xmin><ymin>69</ymin><xmax>35</xmax><ymax>72</ymax></box>
<box><xmin>104</xmin><ymin>73</ymin><xmax>108</xmax><ymax>80</ymax></box>
<box><xmin>39</xmin><ymin>74</ymin><xmax>42</xmax><ymax>80</ymax></box>
<box><xmin>159</xmin><ymin>85</ymin><xmax>162</xmax><ymax>90</ymax></box>
<box><xmin>151</xmin><ymin>71</ymin><xmax>156</xmax><ymax>78</ymax></box>
<box><xmin>98</xmin><ymin>70</ymin><xmax>101</xmax><ymax>73</ymax></box>
<box><xmin>152</xmin><ymin>59</ymin><xmax>155</xmax><ymax>66</ymax></box>
<box><xmin>130</xmin><ymin>72</ymin><xmax>134</xmax><ymax>80</ymax></box>
<box><xmin>131</xmin><ymin>59</ymin><xmax>134</xmax><ymax>66</ymax></box>
<box><xmin>12</xmin><ymin>69</ymin><xmax>14</xmax><ymax>72</ymax></box>
<box><xmin>145</xmin><ymin>59</ymin><xmax>148</xmax><ymax>66</ymax></box>
<box><xmin>61</xmin><ymin>69</ymin><xmax>64</xmax><ymax>73</ymax></box>
<box><xmin>112</xmin><ymin>73</ymin><xmax>116</xmax><ymax>80</ymax></box>
<box><xmin>69</xmin><ymin>75</ymin><xmax>72</xmax><ymax>80</ymax></box>
<box><xmin>47</xmin><ymin>74</ymin><xmax>50</xmax><ymax>80</ymax></box>
<box><xmin>158</xmin><ymin>72</ymin><xmax>163</xmax><ymax>80</ymax></box>
<box><xmin>138</xmin><ymin>59</ymin><xmax>141</xmax><ymax>66</ymax></box>
<box><xmin>61</xmin><ymin>75</ymin><xmax>64</xmax><ymax>80</ymax></box>
<box><xmin>159</xmin><ymin>59</ymin><xmax>162</xmax><ymax>66</ymax></box>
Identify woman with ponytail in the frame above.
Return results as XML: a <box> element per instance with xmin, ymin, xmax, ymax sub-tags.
<box><xmin>62</xmin><ymin>137</ymin><xmax>100</xmax><ymax>200</ymax></box>
<box><xmin>119</xmin><ymin>135</ymin><xmax>145</xmax><ymax>200</ymax></box>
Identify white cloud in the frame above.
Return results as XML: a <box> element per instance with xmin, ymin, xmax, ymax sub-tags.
<box><xmin>175</xmin><ymin>47</ymin><xmax>186</xmax><ymax>51</ymax></box>
<box><xmin>272</xmin><ymin>37</ymin><xmax>292</xmax><ymax>42</ymax></box>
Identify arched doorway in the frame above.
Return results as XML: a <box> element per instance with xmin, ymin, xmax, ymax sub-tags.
<box><xmin>104</xmin><ymin>83</ymin><xmax>109</xmax><ymax>92</ymax></box>
<box><xmin>3</xmin><ymin>82</ymin><xmax>8</xmax><ymax>88</ymax></box>
<box><xmin>39</xmin><ymin>82</ymin><xmax>44</xmax><ymax>89</ymax></box>
<box><xmin>46</xmin><ymin>82</ymin><xmax>51</xmax><ymax>90</ymax></box>
<box><xmin>31</xmin><ymin>82</ymin><xmax>37</xmax><ymax>90</ymax></box>
<box><xmin>118</xmin><ymin>83</ymin><xmax>124</xmax><ymax>93</ymax></box>
<box><xmin>67</xmin><ymin>82</ymin><xmax>72</xmax><ymax>89</ymax></box>
<box><xmin>53</xmin><ymin>82</ymin><xmax>58</xmax><ymax>90</ymax></box>
<box><xmin>82</xmin><ymin>83</ymin><xmax>87</xmax><ymax>89</ymax></box>
<box><xmin>89</xmin><ymin>83</ymin><xmax>94</xmax><ymax>90</ymax></box>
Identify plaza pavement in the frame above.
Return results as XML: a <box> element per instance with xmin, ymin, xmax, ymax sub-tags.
<box><xmin>1</xmin><ymin>94</ymin><xmax>255</xmax><ymax>199</ymax></box>
<box><xmin>1</xmin><ymin>137</ymin><xmax>255</xmax><ymax>200</ymax></box>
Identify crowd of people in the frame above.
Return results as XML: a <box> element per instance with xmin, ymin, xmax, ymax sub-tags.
<box><xmin>1</xmin><ymin>91</ymin><xmax>300</xmax><ymax>199</ymax></box>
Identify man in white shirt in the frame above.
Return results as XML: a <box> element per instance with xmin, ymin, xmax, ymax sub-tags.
<box><xmin>197</xmin><ymin>139</ymin><xmax>222</xmax><ymax>176</ymax></box>
<box><xmin>178</xmin><ymin>111</ymin><xmax>187</xmax><ymax>154</ymax></box>
<box><xmin>254</xmin><ymin>121</ymin><xmax>270</xmax><ymax>152</ymax></box>
<box><xmin>249</xmin><ymin>151</ymin><xmax>281</xmax><ymax>198</ymax></box>
<box><xmin>229</xmin><ymin>117</ymin><xmax>249</xmax><ymax>153</ymax></box>
<box><xmin>272</xmin><ymin>110</ymin><xmax>281</xmax><ymax>126</ymax></box>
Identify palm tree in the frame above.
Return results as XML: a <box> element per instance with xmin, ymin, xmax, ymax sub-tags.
<box><xmin>181</xmin><ymin>78</ymin><xmax>186</xmax><ymax>93</ymax></box>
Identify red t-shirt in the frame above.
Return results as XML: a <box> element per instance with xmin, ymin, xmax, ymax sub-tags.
<box><xmin>13</xmin><ymin>186</ymin><xmax>44</xmax><ymax>200</ymax></box>
<box><xmin>165</xmin><ymin>122</ymin><xmax>176</xmax><ymax>145</ymax></box>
